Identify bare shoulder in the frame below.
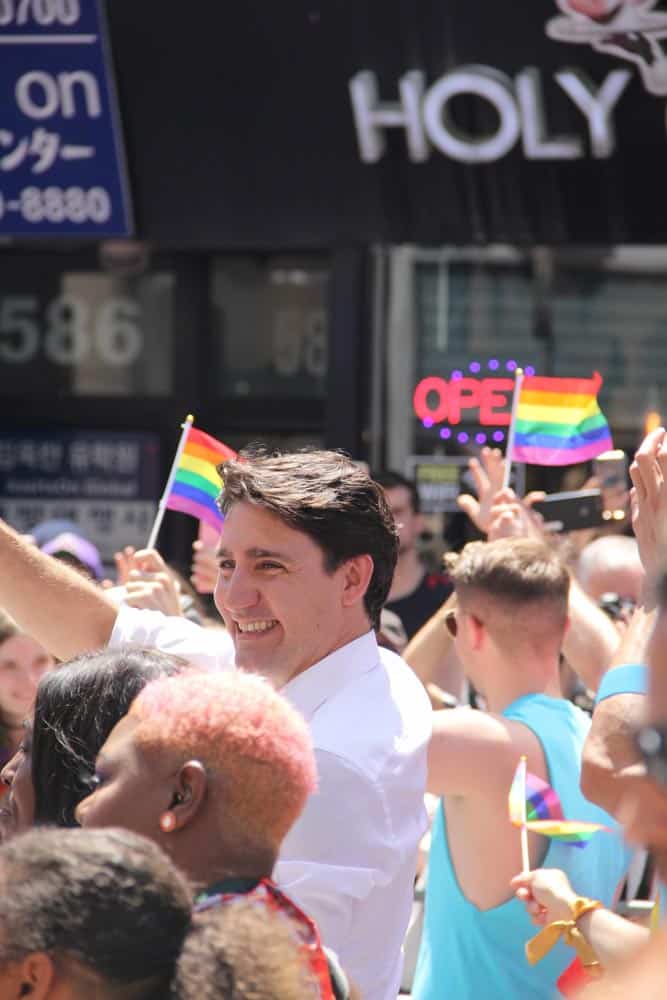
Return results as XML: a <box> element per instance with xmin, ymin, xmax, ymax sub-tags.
<box><xmin>428</xmin><ymin>707</ymin><xmax>547</xmax><ymax>799</ymax></box>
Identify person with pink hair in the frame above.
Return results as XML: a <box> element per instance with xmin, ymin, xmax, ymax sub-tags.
<box><xmin>74</xmin><ymin>669</ymin><xmax>338</xmax><ymax>1000</ymax></box>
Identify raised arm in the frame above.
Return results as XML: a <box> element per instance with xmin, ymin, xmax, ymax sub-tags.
<box><xmin>581</xmin><ymin>427</ymin><xmax>667</xmax><ymax>817</ymax></box>
<box><xmin>562</xmin><ymin>576</ymin><xmax>620</xmax><ymax>692</ymax></box>
<box><xmin>0</xmin><ymin>519</ymin><xmax>119</xmax><ymax>660</ymax></box>
<box><xmin>403</xmin><ymin>591</ymin><xmax>459</xmax><ymax>695</ymax></box>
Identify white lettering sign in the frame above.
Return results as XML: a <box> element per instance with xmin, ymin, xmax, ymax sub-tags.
<box><xmin>15</xmin><ymin>70</ymin><xmax>101</xmax><ymax>120</ymax></box>
<box><xmin>349</xmin><ymin>65</ymin><xmax>632</xmax><ymax>164</ymax></box>
<box><xmin>0</xmin><ymin>295</ymin><xmax>144</xmax><ymax>366</ymax></box>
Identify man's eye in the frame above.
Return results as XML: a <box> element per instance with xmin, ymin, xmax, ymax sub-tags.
<box><xmin>218</xmin><ymin>560</ymin><xmax>234</xmax><ymax>572</ymax></box>
<box><xmin>259</xmin><ymin>561</ymin><xmax>283</xmax><ymax>571</ymax></box>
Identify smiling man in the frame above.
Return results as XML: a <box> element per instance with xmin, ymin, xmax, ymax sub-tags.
<box><xmin>0</xmin><ymin>447</ymin><xmax>431</xmax><ymax>1000</ymax></box>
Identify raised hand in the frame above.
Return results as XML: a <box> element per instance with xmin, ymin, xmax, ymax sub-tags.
<box><xmin>457</xmin><ymin>447</ymin><xmax>507</xmax><ymax>534</ymax></box>
<box><xmin>629</xmin><ymin>426</ymin><xmax>667</xmax><ymax>579</ymax></box>
<box><xmin>190</xmin><ymin>539</ymin><xmax>219</xmax><ymax>595</ymax></box>
<box><xmin>120</xmin><ymin>547</ymin><xmax>183</xmax><ymax>616</ymax></box>
<box><xmin>511</xmin><ymin>868</ymin><xmax>577</xmax><ymax>927</ymax></box>
<box><xmin>486</xmin><ymin>488</ymin><xmax>546</xmax><ymax>542</ymax></box>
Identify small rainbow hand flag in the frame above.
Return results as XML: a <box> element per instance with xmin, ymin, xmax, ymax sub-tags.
<box><xmin>511</xmin><ymin>371</ymin><xmax>612</xmax><ymax>466</ymax></box>
<box><xmin>508</xmin><ymin>760</ymin><xmax>606</xmax><ymax>848</ymax></box>
<box><xmin>165</xmin><ymin>421</ymin><xmax>236</xmax><ymax>532</ymax></box>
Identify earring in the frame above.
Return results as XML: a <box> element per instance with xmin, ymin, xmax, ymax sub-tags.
<box><xmin>160</xmin><ymin>812</ymin><xmax>176</xmax><ymax>833</ymax></box>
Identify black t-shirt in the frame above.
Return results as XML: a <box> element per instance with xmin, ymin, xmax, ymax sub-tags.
<box><xmin>386</xmin><ymin>571</ymin><xmax>453</xmax><ymax>640</ymax></box>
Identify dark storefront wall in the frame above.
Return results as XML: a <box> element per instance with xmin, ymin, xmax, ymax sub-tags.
<box><xmin>2</xmin><ymin>1</ymin><xmax>667</xmax><ymax>562</ymax></box>
<box><xmin>105</xmin><ymin>0</ymin><xmax>667</xmax><ymax>247</ymax></box>
<box><xmin>0</xmin><ymin>244</ymin><xmax>368</xmax><ymax>565</ymax></box>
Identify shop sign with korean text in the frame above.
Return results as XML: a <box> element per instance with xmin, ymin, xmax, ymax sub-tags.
<box><xmin>0</xmin><ymin>0</ymin><xmax>132</xmax><ymax>236</ymax></box>
<box><xmin>0</xmin><ymin>431</ymin><xmax>158</xmax><ymax>563</ymax></box>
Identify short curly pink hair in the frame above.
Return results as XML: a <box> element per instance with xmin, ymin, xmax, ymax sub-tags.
<box><xmin>129</xmin><ymin>672</ymin><xmax>317</xmax><ymax>851</ymax></box>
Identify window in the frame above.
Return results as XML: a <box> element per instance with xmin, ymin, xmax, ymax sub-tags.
<box><xmin>0</xmin><ymin>254</ymin><xmax>174</xmax><ymax>397</ymax></box>
<box><xmin>209</xmin><ymin>257</ymin><xmax>329</xmax><ymax>400</ymax></box>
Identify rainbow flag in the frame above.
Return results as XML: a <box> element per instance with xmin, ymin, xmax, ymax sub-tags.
<box><xmin>165</xmin><ymin>425</ymin><xmax>236</xmax><ymax>531</ymax></box>
<box><xmin>508</xmin><ymin>761</ymin><xmax>606</xmax><ymax>848</ymax></box>
<box><xmin>511</xmin><ymin>371</ymin><xmax>612</xmax><ymax>466</ymax></box>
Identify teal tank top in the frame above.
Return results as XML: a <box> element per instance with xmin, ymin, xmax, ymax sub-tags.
<box><xmin>413</xmin><ymin>695</ymin><xmax>630</xmax><ymax>1000</ymax></box>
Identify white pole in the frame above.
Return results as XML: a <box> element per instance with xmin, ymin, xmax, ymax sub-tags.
<box><xmin>519</xmin><ymin>754</ymin><xmax>530</xmax><ymax>874</ymax></box>
<box><xmin>146</xmin><ymin>414</ymin><xmax>194</xmax><ymax>550</ymax></box>
<box><xmin>502</xmin><ymin>368</ymin><xmax>524</xmax><ymax>490</ymax></box>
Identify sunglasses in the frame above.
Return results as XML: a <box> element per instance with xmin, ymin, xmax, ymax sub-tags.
<box><xmin>444</xmin><ymin>609</ymin><xmax>458</xmax><ymax>639</ymax></box>
<box><xmin>634</xmin><ymin>725</ymin><xmax>667</xmax><ymax>790</ymax></box>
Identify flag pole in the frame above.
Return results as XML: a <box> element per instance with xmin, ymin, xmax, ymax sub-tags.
<box><xmin>502</xmin><ymin>368</ymin><xmax>524</xmax><ymax>490</ymax></box>
<box><xmin>146</xmin><ymin>414</ymin><xmax>194</xmax><ymax>550</ymax></box>
<box><xmin>519</xmin><ymin>755</ymin><xmax>530</xmax><ymax>874</ymax></box>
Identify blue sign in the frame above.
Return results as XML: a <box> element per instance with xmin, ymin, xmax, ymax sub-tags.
<box><xmin>0</xmin><ymin>0</ymin><xmax>132</xmax><ymax>236</ymax></box>
<box><xmin>0</xmin><ymin>431</ymin><xmax>159</xmax><ymax>561</ymax></box>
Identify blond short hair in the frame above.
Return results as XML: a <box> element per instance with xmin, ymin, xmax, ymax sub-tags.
<box><xmin>447</xmin><ymin>537</ymin><xmax>570</xmax><ymax>619</ymax></box>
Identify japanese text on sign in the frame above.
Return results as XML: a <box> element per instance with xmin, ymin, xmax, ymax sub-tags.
<box><xmin>0</xmin><ymin>0</ymin><xmax>132</xmax><ymax>235</ymax></box>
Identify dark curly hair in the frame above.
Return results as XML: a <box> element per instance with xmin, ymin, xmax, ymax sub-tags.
<box><xmin>0</xmin><ymin>826</ymin><xmax>192</xmax><ymax>993</ymax></box>
<box><xmin>171</xmin><ymin>901</ymin><xmax>317</xmax><ymax>1000</ymax></box>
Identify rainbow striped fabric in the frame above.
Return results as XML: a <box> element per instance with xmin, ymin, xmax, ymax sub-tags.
<box><xmin>512</xmin><ymin>371</ymin><xmax>612</xmax><ymax>466</ymax></box>
<box><xmin>165</xmin><ymin>426</ymin><xmax>236</xmax><ymax>531</ymax></box>
<box><xmin>509</xmin><ymin>760</ymin><xmax>606</xmax><ymax>848</ymax></box>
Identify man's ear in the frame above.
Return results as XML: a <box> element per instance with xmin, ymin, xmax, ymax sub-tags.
<box><xmin>340</xmin><ymin>555</ymin><xmax>374</xmax><ymax>610</ymax></box>
<box><xmin>168</xmin><ymin>761</ymin><xmax>208</xmax><ymax>831</ymax></box>
<box><xmin>468</xmin><ymin>612</ymin><xmax>485</xmax><ymax>651</ymax></box>
<box><xmin>13</xmin><ymin>952</ymin><xmax>55</xmax><ymax>999</ymax></box>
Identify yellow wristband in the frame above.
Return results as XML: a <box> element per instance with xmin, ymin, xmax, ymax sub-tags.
<box><xmin>525</xmin><ymin>898</ymin><xmax>603</xmax><ymax>970</ymax></box>
<box><xmin>570</xmin><ymin>896</ymin><xmax>604</xmax><ymax>924</ymax></box>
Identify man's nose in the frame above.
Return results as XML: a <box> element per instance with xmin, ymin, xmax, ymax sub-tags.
<box><xmin>217</xmin><ymin>569</ymin><xmax>260</xmax><ymax>612</ymax></box>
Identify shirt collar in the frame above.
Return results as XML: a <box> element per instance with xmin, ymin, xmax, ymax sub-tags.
<box><xmin>281</xmin><ymin>630</ymin><xmax>380</xmax><ymax>721</ymax></box>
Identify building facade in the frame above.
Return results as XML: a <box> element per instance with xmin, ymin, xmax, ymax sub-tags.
<box><xmin>1</xmin><ymin>0</ymin><xmax>665</xmax><ymax>556</ymax></box>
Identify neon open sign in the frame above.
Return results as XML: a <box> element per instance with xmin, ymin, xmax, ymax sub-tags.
<box><xmin>413</xmin><ymin>362</ymin><xmax>536</xmax><ymax>434</ymax></box>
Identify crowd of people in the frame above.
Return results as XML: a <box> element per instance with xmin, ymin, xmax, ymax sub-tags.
<box><xmin>0</xmin><ymin>432</ymin><xmax>666</xmax><ymax>997</ymax></box>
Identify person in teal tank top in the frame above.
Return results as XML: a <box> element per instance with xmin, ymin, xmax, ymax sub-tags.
<box><xmin>413</xmin><ymin>538</ymin><xmax>630</xmax><ymax>1000</ymax></box>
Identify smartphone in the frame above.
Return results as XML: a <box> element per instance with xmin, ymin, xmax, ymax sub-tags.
<box><xmin>593</xmin><ymin>449</ymin><xmax>628</xmax><ymax>490</ymax></box>
<box><xmin>532</xmin><ymin>489</ymin><xmax>605</xmax><ymax>533</ymax></box>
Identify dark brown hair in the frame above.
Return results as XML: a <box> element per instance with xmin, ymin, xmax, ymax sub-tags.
<box><xmin>372</xmin><ymin>468</ymin><xmax>421</xmax><ymax>514</ymax></box>
<box><xmin>32</xmin><ymin>647</ymin><xmax>186</xmax><ymax>827</ymax></box>
<box><xmin>218</xmin><ymin>448</ymin><xmax>398</xmax><ymax>629</ymax></box>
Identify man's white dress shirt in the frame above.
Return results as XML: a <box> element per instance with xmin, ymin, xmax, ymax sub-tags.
<box><xmin>110</xmin><ymin>607</ymin><xmax>431</xmax><ymax>1000</ymax></box>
